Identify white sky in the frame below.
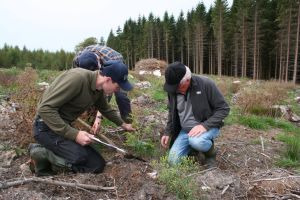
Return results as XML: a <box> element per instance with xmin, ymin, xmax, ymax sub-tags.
<box><xmin>0</xmin><ymin>0</ymin><xmax>232</xmax><ymax>52</ymax></box>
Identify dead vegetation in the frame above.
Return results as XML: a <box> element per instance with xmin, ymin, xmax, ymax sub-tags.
<box><xmin>235</xmin><ymin>81</ymin><xmax>295</xmax><ymax>116</ymax></box>
<box><xmin>135</xmin><ymin>58</ymin><xmax>167</xmax><ymax>74</ymax></box>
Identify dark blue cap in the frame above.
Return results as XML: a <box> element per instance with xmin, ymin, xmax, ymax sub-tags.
<box><xmin>101</xmin><ymin>60</ymin><xmax>133</xmax><ymax>91</ymax></box>
<box><xmin>164</xmin><ymin>61</ymin><xmax>186</xmax><ymax>93</ymax></box>
<box><xmin>78</xmin><ymin>51</ymin><xmax>99</xmax><ymax>71</ymax></box>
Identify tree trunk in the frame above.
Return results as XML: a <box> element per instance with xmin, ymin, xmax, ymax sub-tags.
<box><xmin>253</xmin><ymin>6</ymin><xmax>258</xmax><ymax>80</ymax></box>
<box><xmin>187</xmin><ymin>28</ymin><xmax>190</xmax><ymax>67</ymax></box>
<box><xmin>165</xmin><ymin>31</ymin><xmax>169</xmax><ymax>63</ymax></box>
<box><xmin>242</xmin><ymin>15</ymin><xmax>246</xmax><ymax>77</ymax></box>
<box><xmin>293</xmin><ymin>2</ymin><xmax>300</xmax><ymax>84</ymax></box>
<box><xmin>218</xmin><ymin>11</ymin><xmax>222</xmax><ymax>76</ymax></box>
<box><xmin>285</xmin><ymin>8</ymin><xmax>291</xmax><ymax>82</ymax></box>
<box><xmin>279</xmin><ymin>41</ymin><xmax>283</xmax><ymax>82</ymax></box>
<box><xmin>157</xmin><ymin>30</ymin><xmax>160</xmax><ymax>59</ymax></box>
<box><xmin>200</xmin><ymin>24</ymin><xmax>204</xmax><ymax>74</ymax></box>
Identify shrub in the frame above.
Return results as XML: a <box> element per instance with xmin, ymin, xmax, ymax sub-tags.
<box><xmin>11</xmin><ymin>67</ymin><xmax>42</xmax><ymax>147</ymax></box>
<box><xmin>152</xmin><ymin>156</ymin><xmax>200</xmax><ymax>200</ymax></box>
<box><xmin>125</xmin><ymin>133</ymin><xmax>156</xmax><ymax>157</ymax></box>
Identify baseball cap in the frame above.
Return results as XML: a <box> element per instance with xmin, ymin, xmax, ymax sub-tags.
<box><xmin>164</xmin><ymin>61</ymin><xmax>186</xmax><ymax>93</ymax></box>
<box><xmin>101</xmin><ymin>60</ymin><xmax>133</xmax><ymax>91</ymax></box>
<box><xmin>77</xmin><ymin>51</ymin><xmax>99</xmax><ymax>71</ymax></box>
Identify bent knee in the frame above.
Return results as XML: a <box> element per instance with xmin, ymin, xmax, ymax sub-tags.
<box><xmin>189</xmin><ymin>138</ymin><xmax>212</xmax><ymax>152</ymax></box>
<box><xmin>93</xmin><ymin>160</ymin><xmax>106</xmax><ymax>173</ymax></box>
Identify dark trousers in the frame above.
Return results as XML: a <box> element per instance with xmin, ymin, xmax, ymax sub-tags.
<box><xmin>106</xmin><ymin>91</ymin><xmax>131</xmax><ymax>122</ymax></box>
<box><xmin>114</xmin><ymin>91</ymin><xmax>131</xmax><ymax>120</ymax></box>
<box><xmin>33</xmin><ymin>119</ymin><xmax>105</xmax><ymax>173</ymax></box>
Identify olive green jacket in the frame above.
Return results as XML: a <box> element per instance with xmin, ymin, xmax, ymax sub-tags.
<box><xmin>37</xmin><ymin>68</ymin><xmax>123</xmax><ymax>140</ymax></box>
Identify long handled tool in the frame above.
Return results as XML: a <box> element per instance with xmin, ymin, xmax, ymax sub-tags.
<box><xmin>90</xmin><ymin>136</ymin><xmax>127</xmax><ymax>154</ymax></box>
<box><xmin>77</xmin><ymin>118</ymin><xmax>146</xmax><ymax>162</ymax></box>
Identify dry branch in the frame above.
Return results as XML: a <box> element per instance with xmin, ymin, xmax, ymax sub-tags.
<box><xmin>0</xmin><ymin>177</ymin><xmax>115</xmax><ymax>191</ymax></box>
<box><xmin>251</xmin><ymin>175</ymin><xmax>300</xmax><ymax>183</ymax></box>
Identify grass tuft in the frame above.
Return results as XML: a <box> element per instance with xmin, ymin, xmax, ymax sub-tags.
<box><xmin>152</xmin><ymin>156</ymin><xmax>200</xmax><ymax>200</ymax></box>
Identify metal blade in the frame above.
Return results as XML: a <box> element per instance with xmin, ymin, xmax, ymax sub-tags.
<box><xmin>90</xmin><ymin>136</ymin><xmax>127</xmax><ymax>154</ymax></box>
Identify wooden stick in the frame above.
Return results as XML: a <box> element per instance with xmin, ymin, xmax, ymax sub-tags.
<box><xmin>186</xmin><ymin>167</ymin><xmax>217</xmax><ymax>177</ymax></box>
<box><xmin>260</xmin><ymin>136</ymin><xmax>264</xmax><ymax>152</ymax></box>
<box><xmin>0</xmin><ymin>177</ymin><xmax>115</xmax><ymax>191</ymax></box>
<box><xmin>251</xmin><ymin>175</ymin><xmax>300</xmax><ymax>183</ymax></box>
<box><xmin>221</xmin><ymin>184</ymin><xmax>230</xmax><ymax>195</ymax></box>
<box><xmin>77</xmin><ymin>118</ymin><xmax>117</xmax><ymax>147</ymax></box>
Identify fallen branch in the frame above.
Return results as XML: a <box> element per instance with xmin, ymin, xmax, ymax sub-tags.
<box><xmin>0</xmin><ymin>177</ymin><xmax>115</xmax><ymax>191</ymax></box>
<box><xmin>220</xmin><ymin>156</ymin><xmax>240</xmax><ymax>168</ymax></box>
<box><xmin>251</xmin><ymin>175</ymin><xmax>300</xmax><ymax>183</ymax></box>
<box><xmin>221</xmin><ymin>184</ymin><xmax>230</xmax><ymax>195</ymax></box>
<box><xmin>260</xmin><ymin>136</ymin><xmax>264</xmax><ymax>152</ymax></box>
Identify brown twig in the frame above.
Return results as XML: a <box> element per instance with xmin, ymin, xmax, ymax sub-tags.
<box><xmin>186</xmin><ymin>167</ymin><xmax>217</xmax><ymax>177</ymax></box>
<box><xmin>251</xmin><ymin>175</ymin><xmax>300</xmax><ymax>183</ymax></box>
<box><xmin>221</xmin><ymin>184</ymin><xmax>230</xmax><ymax>195</ymax></box>
<box><xmin>0</xmin><ymin>177</ymin><xmax>115</xmax><ymax>191</ymax></box>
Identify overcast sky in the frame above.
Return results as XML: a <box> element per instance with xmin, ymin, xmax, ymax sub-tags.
<box><xmin>0</xmin><ymin>0</ymin><xmax>232</xmax><ymax>52</ymax></box>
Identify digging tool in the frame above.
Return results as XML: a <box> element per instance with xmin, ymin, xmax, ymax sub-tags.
<box><xmin>90</xmin><ymin>136</ymin><xmax>146</xmax><ymax>162</ymax></box>
<box><xmin>90</xmin><ymin>136</ymin><xmax>127</xmax><ymax>154</ymax></box>
<box><xmin>77</xmin><ymin>118</ymin><xmax>117</xmax><ymax>147</ymax></box>
<box><xmin>77</xmin><ymin>118</ymin><xmax>146</xmax><ymax>162</ymax></box>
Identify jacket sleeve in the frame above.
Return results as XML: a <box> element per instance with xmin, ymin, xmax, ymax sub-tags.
<box><xmin>201</xmin><ymin>79</ymin><xmax>230</xmax><ymax>130</ymax></box>
<box><xmin>38</xmin><ymin>73</ymin><xmax>82</xmax><ymax>141</ymax></box>
<box><xmin>164</xmin><ymin>94</ymin><xmax>173</xmax><ymax>136</ymax></box>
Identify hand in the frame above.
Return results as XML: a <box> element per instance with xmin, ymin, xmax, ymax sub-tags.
<box><xmin>91</xmin><ymin>117</ymin><xmax>101</xmax><ymax>134</ymax></box>
<box><xmin>161</xmin><ymin>135</ymin><xmax>170</xmax><ymax>148</ymax></box>
<box><xmin>121</xmin><ymin>123</ymin><xmax>136</xmax><ymax>131</ymax></box>
<box><xmin>75</xmin><ymin>131</ymin><xmax>93</xmax><ymax>146</ymax></box>
<box><xmin>188</xmin><ymin>125</ymin><xmax>207</xmax><ymax>137</ymax></box>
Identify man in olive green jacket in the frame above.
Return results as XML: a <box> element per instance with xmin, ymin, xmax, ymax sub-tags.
<box><xmin>31</xmin><ymin>61</ymin><xmax>134</xmax><ymax>175</ymax></box>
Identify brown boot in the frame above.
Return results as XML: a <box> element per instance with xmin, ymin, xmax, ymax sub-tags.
<box><xmin>203</xmin><ymin>143</ymin><xmax>217</xmax><ymax>168</ymax></box>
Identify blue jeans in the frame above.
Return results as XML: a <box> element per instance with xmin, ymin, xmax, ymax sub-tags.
<box><xmin>168</xmin><ymin>128</ymin><xmax>220</xmax><ymax>165</ymax></box>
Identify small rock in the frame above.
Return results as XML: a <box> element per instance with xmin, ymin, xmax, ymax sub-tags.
<box><xmin>147</xmin><ymin>170</ymin><xmax>158</xmax><ymax>179</ymax></box>
<box><xmin>20</xmin><ymin>162</ymin><xmax>32</xmax><ymax>176</ymax></box>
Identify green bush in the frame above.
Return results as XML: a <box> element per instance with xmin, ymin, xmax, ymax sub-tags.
<box><xmin>153</xmin><ymin>156</ymin><xmax>200</xmax><ymax>200</ymax></box>
<box><xmin>125</xmin><ymin>133</ymin><xmax>156</xmax><ymax>157</ymax></box>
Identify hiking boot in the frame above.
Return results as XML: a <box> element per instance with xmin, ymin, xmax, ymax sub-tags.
<box><xmin>203</xmin><ymin>143</ymin><xmax>217</xmax><ymax>168</ymax></box>
<box><xmin>189</xmin><ymin>149</ymin><xmax>205</xmax><ymax>164</ymax></box>
<box><xmin>28</xmin><ymin>143</ymin><xmax>71</xmax><ymax>176</ymax></box>
<box><xmin>28</xmin><ymin>143</ymin><xmax>54</xmax><ymax>176</ymax></box>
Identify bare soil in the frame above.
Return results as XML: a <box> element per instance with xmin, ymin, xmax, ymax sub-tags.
<box><xmin>0</xmin><ymin>99</ymin><xmax>300</xmax><ymax>200</ymax></box>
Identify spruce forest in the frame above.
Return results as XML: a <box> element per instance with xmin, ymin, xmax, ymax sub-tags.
<box><xmin>1</xmin><ymin>0</ymin><xmax>300</xmax><ymax>83</ymax></box>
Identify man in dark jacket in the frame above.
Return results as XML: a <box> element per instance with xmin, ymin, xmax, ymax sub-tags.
<box><xmin>30</xmin><ymin>62</ymin><xmax>135</xmax><ymax>176</ymax></box>
<box><xmin>161</xmin><ymin>62</ymin><xmax>230</xmax><ymax>167</ymax></box>
<box><xmin>73</xmin><ymin>45</ymin><xmax>132</xmax><ymax>131</ymax></box>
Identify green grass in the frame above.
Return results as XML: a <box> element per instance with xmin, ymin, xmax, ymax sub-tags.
<box><xmin>152</xmin><ymin>89</ymin><xmax>166</xmax><ymax>101</ymax></box>
<box><xmin>125</xmin><ymin>133</ymin><xmax>156</xmax><ymax>157</ymax></box>
<box><xmin>277</xmin><ymin>134</ymin><xmax>300</xmax><ymax>161</ymax></box>
<box><xmin>152</xmin><ymin>156</ymin><xmax>200</xmax><ymax>200</ymax></box>
<box><xmin>226</xmin><ymin>110</ymin><xmax>300</xmax><ymax>134</ymax></box>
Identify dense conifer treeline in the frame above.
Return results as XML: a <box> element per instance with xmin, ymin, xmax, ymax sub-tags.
<box><xmin>0</xmin><ymin>44</ymin><xmax>74</xmax><ymax>71</ymax></box>
<box><xmin>1</xmin><ymin>0</ymin><xmax>300</xmax><ymax>83</ymax></box>
<box><xmin>107</xmin><ymin>0</ymin><xmax>300</xmax><ymax>83</ymax></box>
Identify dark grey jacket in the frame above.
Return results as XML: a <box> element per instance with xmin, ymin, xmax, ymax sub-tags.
<box><xmin>165</xmin><ymin>75</ymin><xmax>230</xmax><ymax>147</ymax></box>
